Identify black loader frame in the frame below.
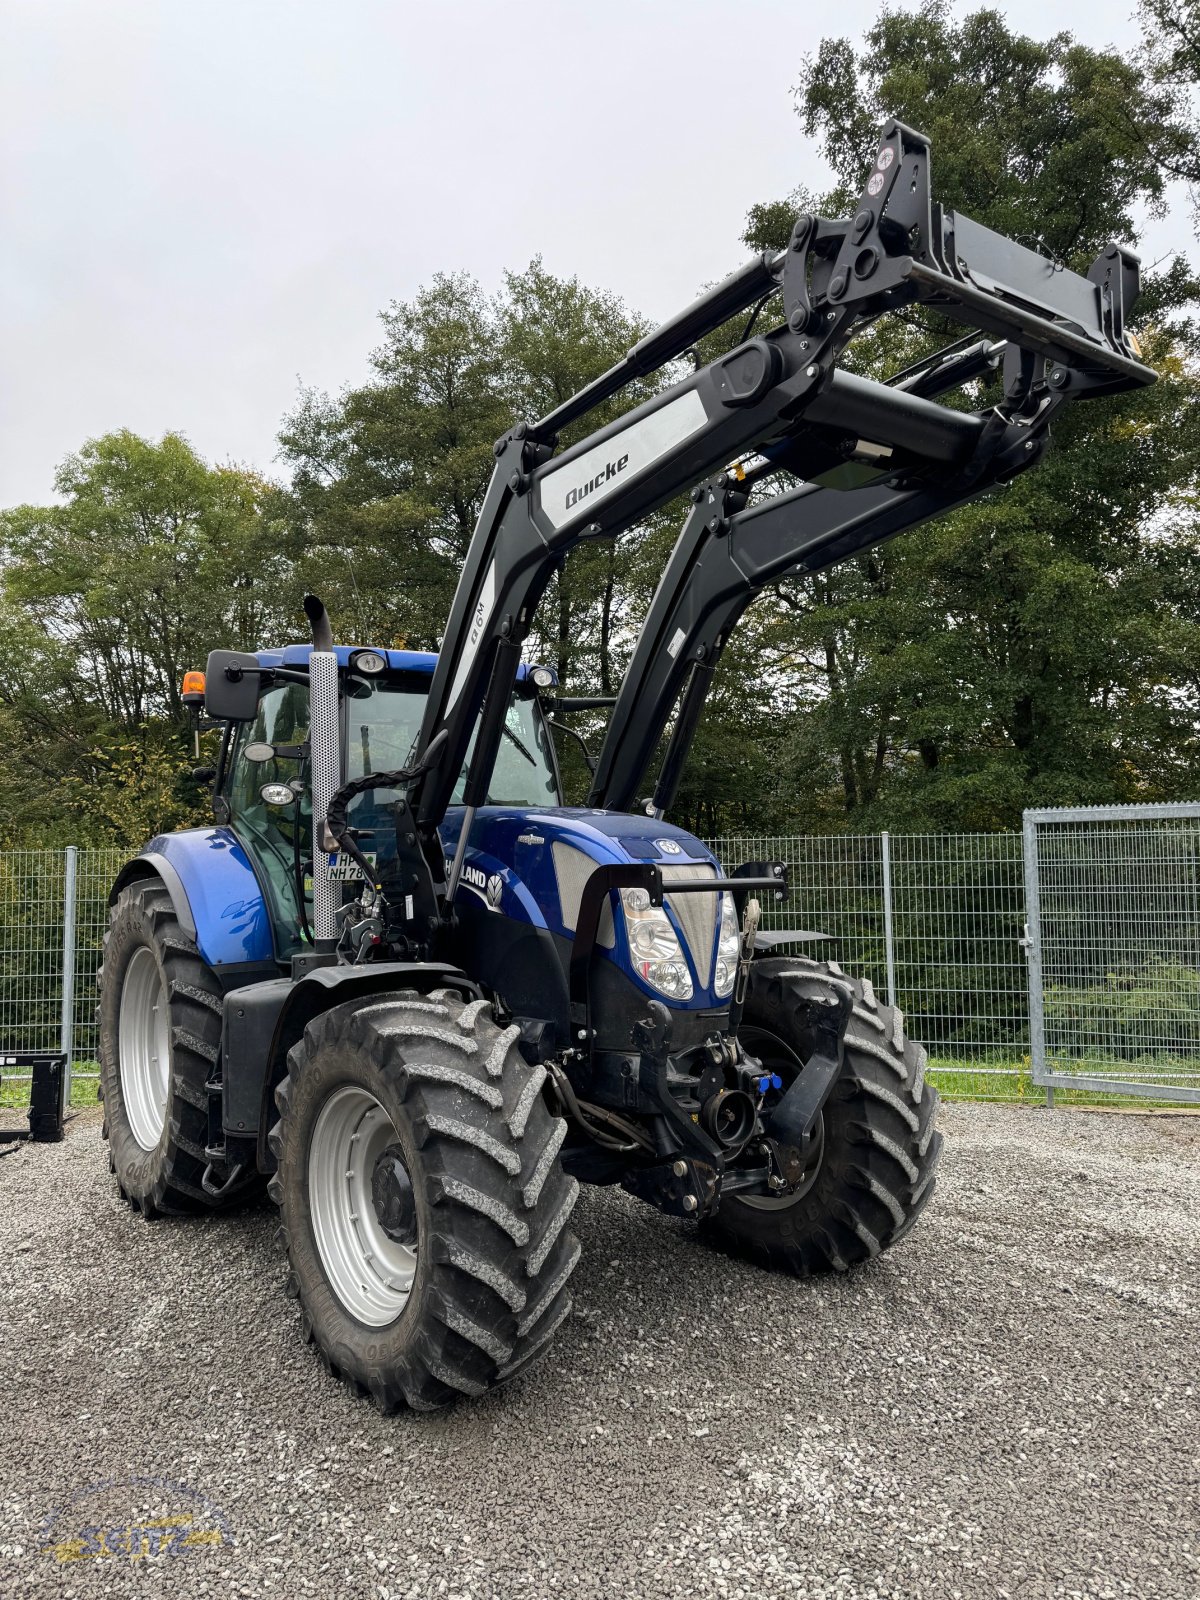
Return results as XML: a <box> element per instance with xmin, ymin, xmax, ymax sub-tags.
<box><xmin>197</xmin><ymin>114</ymin><xmax>1155</xmax><ymax>1203</ymax></box>
<box><xmin>388</xmin><ymin>118</ymin><xmax>1150</xmax><ymax>934</ymax></box>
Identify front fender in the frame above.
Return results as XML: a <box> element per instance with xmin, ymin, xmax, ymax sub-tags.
<box><xmin>110</xmin><ymin>828</ymin><xmax>276</xmax><ymax>974</ymax></box>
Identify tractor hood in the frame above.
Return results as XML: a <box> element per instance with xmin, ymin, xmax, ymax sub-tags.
<box><xmin>438</xmin><ymin>807</ymin><xmax>728</xmax><ymax>1010</ymax></box>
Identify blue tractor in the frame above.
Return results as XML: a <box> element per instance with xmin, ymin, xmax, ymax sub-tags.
<box><xmin>99</xmin><ymin>123</ymin><xmax>1153</xmax><ymax>1408</ymax></box>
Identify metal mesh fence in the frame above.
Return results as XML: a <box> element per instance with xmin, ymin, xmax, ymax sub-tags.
<box><xmin>3</xmin><ymin>818</ymin><xmax>1198</xmax><ymax>1112</ymax></box>
<box><xmin>709</xmin><ymin>834</ymin><xmax>889</xmax><ymax>981</ymax></box>
<box><xmin>1027</xmin><ymin>805</ymin><xmax>1200</xmax><ymax>1100</ymax></box>
<box><xmin>72</xmin><ymin>848</ymin><xmax>126</xmax><ymax>1070</ymax></box>
<box><xmin>0</xmin><ymin>850</ymin><xmax>68</xmax><ymax>1056</ymax></box>
<box><xmin>708</xmin><ymin>833</ymin><xmax>1031</xmax><ymax>1099</ymax></box>
<box><xmin>0</xmin><ymin>850</ymin><xmax>70</xmax><ymax>1119</ymax></box>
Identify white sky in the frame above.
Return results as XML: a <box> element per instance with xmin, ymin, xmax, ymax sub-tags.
<box><xmin>0</xmin><ymin>0</ymin><xmax>1189</xmax><ymax>507</ymax></box>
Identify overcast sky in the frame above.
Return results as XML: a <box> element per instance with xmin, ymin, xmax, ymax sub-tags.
<box><xmin>0</xmin><ymin>0</ymin><xmax>1187</xmax><ymax>508</ymax></box>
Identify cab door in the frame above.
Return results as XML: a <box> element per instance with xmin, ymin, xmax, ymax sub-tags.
<box><xmin>224</xmin><ymin>682</ymin><xmax>313</xmax><ymax>958</ymax></box>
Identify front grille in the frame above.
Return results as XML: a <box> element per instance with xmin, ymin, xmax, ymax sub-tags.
<box><xmin>662</xmin><ymin>863</ymin><xmax>718</xmax><ymax>987</ymax></box>
<box><xmin>552</xmin><ymin>842</ymin><xmax>615</xmax><ymax>947</ymax></box>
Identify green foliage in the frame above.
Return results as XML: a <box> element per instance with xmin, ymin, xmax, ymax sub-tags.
<box><xmin>1136</xmin><ymin>0</ymin><xmax>1200</xmax><ymax>224</ymax></box>
<box><xmin>733</xmin><ymin>2</ymin><xmax>1200</xmax><ymax>832</ymax></box>
<box><xmin>794</xmin><ymin>2</ymin><xmax>1192</xmax><ymax>254</ymax></box>
<box><xmin>0</xmin><ymin>431</ymin><xmax>291</xmax><ymax>845</ymax></box>
<box><xmin>1045</xmin><ymin>960</ymin><xmax>1200</xmax><ymax>1061</ymax></box>
<box><xmin>277</xmin><ymin>259</ymin><xmax>669</xmax><ymax>698</ymax></box>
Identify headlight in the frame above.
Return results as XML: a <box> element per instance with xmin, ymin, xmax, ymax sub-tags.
<box><xmin>713</xmin><ymin>891</ymin><xmax>741</xmax><ymax>998</ymax></box>
<box><xmin>619</xmin><ymin>887</ymin><xmax>693</xmax><ymax>1001</ymax></box>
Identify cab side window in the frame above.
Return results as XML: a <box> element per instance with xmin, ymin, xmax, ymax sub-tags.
<box><xmin>226</xmin><ymin>685</ymin><xmax>312</xmax><ymax>957</ymax></box>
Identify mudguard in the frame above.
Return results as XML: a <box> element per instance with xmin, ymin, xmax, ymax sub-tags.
<box><xmin>109</xmin><ymin>827</ymin><xmax>277</xmax><ymax>981</ymax></box>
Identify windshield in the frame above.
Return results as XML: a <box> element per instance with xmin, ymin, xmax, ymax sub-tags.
<box><xmin>344</xmin><ymin>673</ymin><xmax>560</xmax><ymax>806</ymax></box>
<box><xmin>223</xmin><ymin>671</ymin><xmax>559</xmax><ymax>956</ymax></box>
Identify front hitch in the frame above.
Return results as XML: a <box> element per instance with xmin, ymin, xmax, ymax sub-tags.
<box><xmin>764</xmin><ymin>984</ymin><xmax>854</xmax><ymax>1151</ymax></box>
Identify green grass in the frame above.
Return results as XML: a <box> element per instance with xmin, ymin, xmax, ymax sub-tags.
<box><xmin>0</xmin><ymin>1063</ymin><xmax>100</xmax><ymax>1114</ymax></box>
<box><xmin>928</xmin><ymin>1055</ymin><xmax>1194</xmax><ymax>1109</ymax></box>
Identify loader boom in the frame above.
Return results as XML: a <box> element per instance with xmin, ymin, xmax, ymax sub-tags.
<box><xmin>585</xmin><ymin>340</ymin><xmax>1049</xmax><ymax>815</ymax></box>
<box><xmin>407</xmin><ymin>117</ymin><xmax>1152</xmax><ymax>893</ymax></box>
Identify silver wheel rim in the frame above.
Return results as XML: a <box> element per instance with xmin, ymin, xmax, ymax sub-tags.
<box><xmin>308</xmin><ymin>1086</ymin><xmax>417</xmax><ymax>1327</ymax></box>
<box><xmin>118</xmin><ymin>945</ymin><xmax>171</xmax><ymax>1152</ymax></box>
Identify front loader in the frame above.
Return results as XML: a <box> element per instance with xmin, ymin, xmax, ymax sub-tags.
<box><xmin>99</xmin><ymin>120</ymin><xmax>1154</xmax><ymax>1409</ymax></box>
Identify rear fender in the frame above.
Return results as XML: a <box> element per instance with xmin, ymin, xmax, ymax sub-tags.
<box><xmin>109</xmin><ymin>828</ymin><xmax>277</xmax><ymax>984</ymax></box>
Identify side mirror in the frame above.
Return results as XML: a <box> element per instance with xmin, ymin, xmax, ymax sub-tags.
<box><xmin>204</xmin><ymin>650</ymin><xmax>262</xmax><ymax>722</ymax></box>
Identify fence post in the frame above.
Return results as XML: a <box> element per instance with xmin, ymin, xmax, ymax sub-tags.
<box><xmin>880</xmin><ymin>831</ymin><xmax>896</xmax><ymax>1008</ymax></box>
<box><xmin>58</xmin><ymin>845</ymin><xmax>78</xmax><ymax>1116</ymax></box>
<box><xmin>1021</xmin><ymin>815</ymin><xmax>1052</xmax><ymax>1108</ymax></box>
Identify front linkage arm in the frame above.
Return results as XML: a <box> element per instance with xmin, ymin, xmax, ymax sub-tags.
<box><xmin>405</xmin><ymin>118</ymin><xmax>1153</xmax><ymax>898</ymax></box>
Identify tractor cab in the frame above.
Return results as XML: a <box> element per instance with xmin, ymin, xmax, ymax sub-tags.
<box><xmin>217</xmin><ymin>644</ymin><xmax>562</xmax><ymax>961</ymax></box>
<box><xmin>206</xmin><ymin>638</ymin><xmax>739</xmax><ymax>1060</ymax></box>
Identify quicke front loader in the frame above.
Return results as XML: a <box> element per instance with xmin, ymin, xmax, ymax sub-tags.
<box><xmin>99</xmin><ymin>122</ymin><xmax>1154</xmax><ymax>1408</ymax></box>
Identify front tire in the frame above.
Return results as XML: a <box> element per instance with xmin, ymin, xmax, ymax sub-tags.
<box><xmin>98</xmin><ymin>880</ymin><xmax>256</xmax><ymax>1216</ymax></box>
<box><xmin>269</xmin><ymin>990</ymin><xmax>581</xmax><ymax>1411</ymax></box>
<box><xmin>709</xmin><ymin>956</ymin><xmax>941</xmax><ymax>1274</ymax></box>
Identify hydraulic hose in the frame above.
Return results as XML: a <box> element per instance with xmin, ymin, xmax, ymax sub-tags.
<box><xmin>324</xmin><ymin>729</ymin><xmax>448</xmax><ymax>896</ymax></box>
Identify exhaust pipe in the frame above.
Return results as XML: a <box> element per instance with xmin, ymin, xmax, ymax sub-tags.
<box><xmin>304</xmin><ymin>596</ymin><xmax>340</xmax><ymax>949</ymax></box>
<box><xmin>303</xmin><ymin>594</ymin><xmax>334</xmax><ymax>651</ymax></box>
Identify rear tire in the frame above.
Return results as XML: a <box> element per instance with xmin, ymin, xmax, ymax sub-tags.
<box><xmin>708</xmin><ymin>956</ymin><xmax>941</xmax><ymax>1274</ymax></box>
<box><xmin>98</xmin><ymin>880</ymin><xmax>256</xmax><ymax>1216</ymax></box>
<box><xmin>269</xmin><ymin>989</ymin><xmax>581</xmax><ymax>1411</ymax></box>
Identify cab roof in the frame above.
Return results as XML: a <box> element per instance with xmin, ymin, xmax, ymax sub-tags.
<box><xmin>253</xmin><ymin>644</ymin><xmax>556</xmax><ymax>685</ymax></box>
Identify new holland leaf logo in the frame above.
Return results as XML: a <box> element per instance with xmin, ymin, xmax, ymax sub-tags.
<box><xmin>447</xmin><ymin>858</ymin><xmax>505</xmax><ymax>912</ymax></box>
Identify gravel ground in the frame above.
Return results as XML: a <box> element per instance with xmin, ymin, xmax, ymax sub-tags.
<box><xmin>0</xmin><ymin>1103</ymin><xmax>1197</xmax><ymax>1600</ymax></box>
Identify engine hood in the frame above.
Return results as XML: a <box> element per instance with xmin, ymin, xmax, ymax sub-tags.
<box><xmin>438</xmin><ymin>806</ymin><xmax>728</xmax><ymax>1010</ymax></box>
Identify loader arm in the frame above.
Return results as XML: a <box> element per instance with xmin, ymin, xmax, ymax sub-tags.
<box><xmin>586</xmin><ymin>339</ymin><xmax>1074</xmax><ymax>815</ymax></box>
<box><xmin>406</xmin><ymin>117</ymin><xmax>1153</xmax><ymax>896</ymax></box>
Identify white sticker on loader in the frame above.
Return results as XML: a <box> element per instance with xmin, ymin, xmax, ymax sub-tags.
<box><xmin>444</xmin><ymin>560</ymin><xmax>497</xmax><ymax>712</ymax></box>
<box><xmin>538</xmin><ymin>390</ymin><xmax>709</xmax><ymax>531</ymax></box>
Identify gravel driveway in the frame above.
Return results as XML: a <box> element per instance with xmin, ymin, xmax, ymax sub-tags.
<box><xmin>1</xmin><ymin>1103</ymin><xmax>1196</xmax><ymax>1600</ymax></box>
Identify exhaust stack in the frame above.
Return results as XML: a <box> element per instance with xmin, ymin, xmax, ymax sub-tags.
<box><xmin>304</xmin><ymin>596</ymin><xmax>341</xmax><ymax>948</ymax></box>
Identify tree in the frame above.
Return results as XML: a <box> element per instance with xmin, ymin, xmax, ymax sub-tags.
<box><xmin>276</xmin><ymin>260</ymin><xmax>678</xmax><ymax>758</ymax></box>
<box><xmin>729</xmin><ymin>2</ymin><xmax>1200</xmax><ymax>831</ymax></box>
<box><xmin>278</xmin><ymin>273</ymin><xmax>508</xmax><ymax>651</ymax></box>
<box><xmin>0</xmin><ymin>431</ymin><xmax>291</xmax><ymax>843</ymax></box>
<box><xmin>1137</xmin><ymin>0</ymin><xmax>1200</xmax><ymax>227</ymax></box>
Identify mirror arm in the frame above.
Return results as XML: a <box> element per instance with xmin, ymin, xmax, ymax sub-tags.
<box><xmin>548</xmin><ymin>716</ymin><xmax>598</xmax><ymax>776</ymax></box>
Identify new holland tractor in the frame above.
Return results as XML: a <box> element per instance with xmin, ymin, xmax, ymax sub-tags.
<box><xmin>99</xmin><ymin>122</ymin><xmax>1153</xmax><ymax>1409</ymax></box>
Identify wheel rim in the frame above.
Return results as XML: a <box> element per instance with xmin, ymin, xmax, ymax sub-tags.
<box><xmin>307</xmin><ymin>1086</ymin><xmax>418</xmax><ymax>1327</ymax></box>
<box><xmin>118</xmin><ymin>945</ymin><xmax>171</xmax><ymax>1152</ymax></box>
<box><xmin>736</xmin><ymin>1023</ymin><xmax>825</xmax><ymax>1210</ymax></box>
